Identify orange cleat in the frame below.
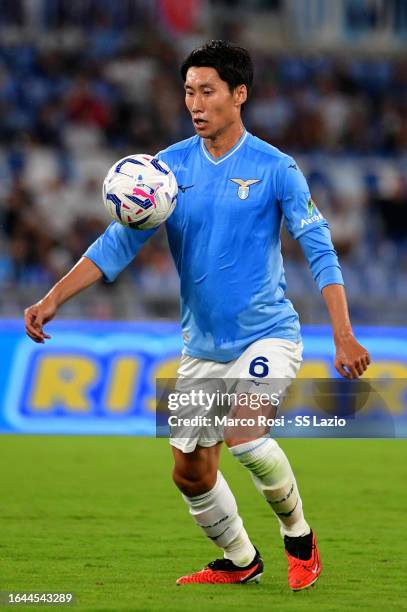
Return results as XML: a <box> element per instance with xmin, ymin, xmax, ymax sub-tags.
<box><xmin>176</xmin><ymin>550</ymin><xmax>263</xmax><ymax>585</ymax></box>
<box><xmin>285</xmin><ymin>531</ymin><xmax>322</xmax><ymax>591</ymax></box>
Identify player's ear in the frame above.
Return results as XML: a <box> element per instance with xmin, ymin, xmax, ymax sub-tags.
<box><xmin>234</xmin><ymin>84</ymin><xmax>247</xmax><ymax>107</ymax></box>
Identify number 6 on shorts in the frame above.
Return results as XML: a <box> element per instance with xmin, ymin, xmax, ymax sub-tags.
<box><xmin>249</xmin><ymin>356</ymin><xmax>269</xmax><ymax>378</ymax></box>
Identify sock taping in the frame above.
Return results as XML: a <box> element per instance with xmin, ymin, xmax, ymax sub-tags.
<box><xmin>230</xmin><ymin>438</ymin><xmax>310</xmax><ymax>538</ymax></box>
<box><xmin>182</xmin><ymin>471</ymin><xmax>256</xmax><ymax>565</ymax></box>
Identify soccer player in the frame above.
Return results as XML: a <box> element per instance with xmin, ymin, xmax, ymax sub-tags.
<box><xmin>24</xmin><ymin>41</ymin><xmax>370</xmax><ymax>590</ymax></box>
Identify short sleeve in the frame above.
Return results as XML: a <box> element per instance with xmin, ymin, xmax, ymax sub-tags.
<box><xmin>276</xmin><ymin>156</ymin><xmax>328</xmax><ymax>239</ymax></box>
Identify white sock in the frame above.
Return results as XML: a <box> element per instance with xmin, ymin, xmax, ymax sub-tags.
<box><xmin>182</xmin><ymin>471</ymin><xmax>256</xmax><ymax>566</ymax></box>
<box><xmin>230</xmin><ymin>438</ymin><xmax>310</xmax><ymax>538</ymax></box>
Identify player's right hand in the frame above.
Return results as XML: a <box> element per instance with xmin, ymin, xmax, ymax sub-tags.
<box><xmin>24</xmin><ymin>298</ymin><xmax>57</xmax><ymax>343</ymax></box>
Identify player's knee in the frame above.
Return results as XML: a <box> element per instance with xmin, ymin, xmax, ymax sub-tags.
<box><xmin>172</xmin><ymin>465</ymin><xmax>217</xmax><ymax>497</ymax></box>
<box><xmin>224</xmin><ymin>436</ymin><xmax>254</xmax><ymax>448</ymax></box>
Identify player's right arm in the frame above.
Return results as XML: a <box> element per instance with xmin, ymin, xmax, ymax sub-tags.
<box><xmin>24</xmin><ymin>257</ymin><xmax>102</xmax><ymax>343</ymax></box>
<box><xmin>24</xmin><ymin>221</ymin><xmax>158</xmax><ymax>343</ymax></box>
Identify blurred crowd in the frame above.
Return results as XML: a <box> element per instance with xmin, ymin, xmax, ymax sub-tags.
<box><xmin>0</xmin><ymin>0</ymin><xmax>406</xmax><ymax>322</ymax></box>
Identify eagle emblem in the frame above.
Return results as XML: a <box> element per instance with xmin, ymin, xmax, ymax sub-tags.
<box><xmin>230</xmin><ymin>178</ymin><xmax>261</xmax><ymax>200</ymax></box>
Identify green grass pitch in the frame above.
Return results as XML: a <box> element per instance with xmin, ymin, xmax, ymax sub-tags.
<box><xmin>0</xmin><ymin>436</ymin><xmax>406</xmax><ymax>611</ymax></box>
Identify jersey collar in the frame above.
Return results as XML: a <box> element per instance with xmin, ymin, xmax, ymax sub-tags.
<box><xmin>200</xmin><ymin>130</ymin><xmax>248</xmax><ymax>165</ymax></box>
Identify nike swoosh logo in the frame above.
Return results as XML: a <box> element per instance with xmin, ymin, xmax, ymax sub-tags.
<box><xmin>311</xmin><ymin>565</ymin><xmax>320</xmax><ymax>574</ymax></box>
<box><xmin>178</xmin><ymin>184</ymin><xmax>194</xmax><ymax>193</ymax></box>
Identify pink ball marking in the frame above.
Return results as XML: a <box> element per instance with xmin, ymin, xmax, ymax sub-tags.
<box><xmin>132</xmin><ymin>185</ymin><xmax>158</xmax><ymax>208</ymax></box>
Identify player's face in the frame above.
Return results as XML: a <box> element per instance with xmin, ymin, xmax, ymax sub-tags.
<box><xmin>184</xmin><ymin>67</ymin><xmax>246</xmax><ymax>139</ymax></box>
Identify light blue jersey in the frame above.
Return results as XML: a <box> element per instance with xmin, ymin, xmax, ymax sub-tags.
<box><xmin>84</xmin><ymin>131</ymin><xmax>343</xmax><ymax>362</ymax></box>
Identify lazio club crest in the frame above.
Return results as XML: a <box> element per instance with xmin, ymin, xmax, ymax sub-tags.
<box><xmin>230</xmin><ymin>178</ymin><xmax>261</xmax><ymax>200</ymax></box>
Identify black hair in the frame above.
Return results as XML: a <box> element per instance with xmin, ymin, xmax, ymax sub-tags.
<box><xmin>180</xmin><ymin>40</ymin><xmax>253</xmax><ymax>100</ymax></box>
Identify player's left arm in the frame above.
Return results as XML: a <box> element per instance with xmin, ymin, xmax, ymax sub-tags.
<box><xmin>277</xmin><ymin>156</ymin><xmax>371</xmax><ymax>379</ymax></box>
<box><xmin>320</xmin><ymin>283</ymin><xmax>371</xmax><ymax>379</ymax></box>
<box><xmin>298</xmin><ymin>227</ymin><xmax>371</xmax><ymax>379</ymax></box>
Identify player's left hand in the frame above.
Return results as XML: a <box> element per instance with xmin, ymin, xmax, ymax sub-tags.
<box><xmin>334</xmin><ymin>333</ymin><xmax>371</xmax><ymax>379</ymax></box>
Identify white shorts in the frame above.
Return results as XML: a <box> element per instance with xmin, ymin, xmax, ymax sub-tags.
<box><xmin>170</xmin><ymin>338</ymin><xmax>303</xmax><ymax>453</ymax></box>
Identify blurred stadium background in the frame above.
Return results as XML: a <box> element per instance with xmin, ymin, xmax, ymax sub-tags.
<box><xmin>1</xmin><ymin>0</ymin><xmax>406</xmax><ymax>323</ymax></box>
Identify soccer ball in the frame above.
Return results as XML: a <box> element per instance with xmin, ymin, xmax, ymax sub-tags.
<box><xmin>103</xmin><ymin>154</ymin><xmax>177</xmax><ymax>230</ymax></box>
